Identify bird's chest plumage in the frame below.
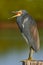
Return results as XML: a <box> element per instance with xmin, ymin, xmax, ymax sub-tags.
<box><xmin>17</xmin><ymin>16</ymin><xmax>23</xmax><ymax>31</ymax></box>
<box><xmin>17</xmin><ymin>14</ymin><xmax>37</xmax><ymax>35</ymax></box>
<box><xmin>17</xmin><ymin>15</ymin><xmax>31</xmax><ymax>43</ymax></box>
<box><xmin>17</xmin><ymin>14</ymin><xmax>31</xmax><ymax>32</ymax></box>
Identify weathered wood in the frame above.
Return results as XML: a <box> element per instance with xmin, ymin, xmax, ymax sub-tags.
<box><xmin>22</xmin><ymin>60</ymin><xmax>43</xmax><ymax>65</ymax></box>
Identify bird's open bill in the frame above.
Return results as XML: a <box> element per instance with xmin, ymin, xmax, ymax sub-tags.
<box><xmin>8</xmin><ymin>10</ymin><xmax>22</xmax><ymax>19</ymax></box>
<box><xmin>8</xmin><ymin>11</ymin><xmax>18</xmax><ymax>19</ymax></box>
<box><xmin>8</xmin><ymin>15</ymin><xmax>18</xmax><ymax>19</ymax></box>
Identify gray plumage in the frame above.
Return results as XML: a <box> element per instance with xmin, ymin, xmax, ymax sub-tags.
<box><xmin>16</xmin><ymin>10</ymin><xmax>40</xmax><ymax>52</ymax></box>
<box><xmin>8</xmin><ymin>10</ymin><xmax>40</xmax><ymax>59</ymax></box>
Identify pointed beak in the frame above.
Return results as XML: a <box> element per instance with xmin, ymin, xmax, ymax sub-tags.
<box><xmin>8</xmin><ymin>11</ymin><xmax>19</xmax><ymax>19</ymax></box>
<box><xmin>8</xmin><ymin>10</ymin><xmax>22</xmax><ymax>19</ymax></box>
<box><xmin>11</xmin><ymin>11</ymin><xmax>16</xmax><ymax>14</ymax></box>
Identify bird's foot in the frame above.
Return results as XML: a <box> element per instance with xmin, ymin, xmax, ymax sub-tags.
<box><xmin>28</xmin><ymin>57</ymin><xmax>32</xmax><ymax>60</ymax></box>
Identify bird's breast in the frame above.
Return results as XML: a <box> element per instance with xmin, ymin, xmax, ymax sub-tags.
<box><xmin>21</xmin><ymin>33</ymin><xmax>28</xmax><ymax>44</ymax></box>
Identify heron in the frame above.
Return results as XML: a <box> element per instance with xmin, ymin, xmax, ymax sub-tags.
<box><xmin>8</xmin><ymin>10</ymin><xmax>40</xmax><ymax>60</ymax></box>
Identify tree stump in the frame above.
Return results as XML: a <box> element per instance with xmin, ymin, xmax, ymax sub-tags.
<box><xmin>22</xmin><ymin>60</ymin><xmax>43</xmax><ymax>65</ymax></box>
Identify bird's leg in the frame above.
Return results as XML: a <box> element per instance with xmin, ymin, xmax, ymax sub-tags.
<box><xmin>28</xmin><ymin>47</ymin><xmax>34</xmax><ymax>60</ymax></box>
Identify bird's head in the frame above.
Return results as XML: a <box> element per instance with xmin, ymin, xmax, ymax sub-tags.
<box><xmin>8</xmin><ymin>10</ymin><xmax>28</xmax><ymax>19</ymax></box>
<box><xmin>12</xmin><ymin>10</ymin><xmax>22</xmax><ymax>17</ymax></box>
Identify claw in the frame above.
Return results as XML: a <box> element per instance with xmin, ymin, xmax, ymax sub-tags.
<box><xmin>28</xmin><ymin>57</ymin><xmax>32</xmax><ymax>60</ymax></box>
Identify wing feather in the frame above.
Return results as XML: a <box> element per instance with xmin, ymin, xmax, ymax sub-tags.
<box><xmin>30</xmin><ymin>25</ymin><xmax>40</xmax><ymax>51</ymax></box>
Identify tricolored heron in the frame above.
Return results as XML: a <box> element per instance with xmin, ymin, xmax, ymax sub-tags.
<box><xmin>8</xmin><ymin>10</ymin><xmax>40</xmax><ymax>60</ymax></box>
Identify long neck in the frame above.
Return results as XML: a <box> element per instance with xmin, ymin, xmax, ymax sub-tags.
<box><xmin>16</xmin><ymin>13</ymin><xmax>28</xmax><ymax>31</ymax></box>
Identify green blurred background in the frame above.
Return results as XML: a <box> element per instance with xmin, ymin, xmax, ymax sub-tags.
<box><xmin>0</xmin><ymin>0</ymin><xmax>43</xmax><ymax>52</ymax></box>
<box><xmin>0</xmin><ymin>0</ymin><xmax>43</xmax><ymax>20</ymax></box>
<box><xmin>0</xmin><ymin>0</ymin><xmax>43</xmax><ymax>65</ymax></box>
